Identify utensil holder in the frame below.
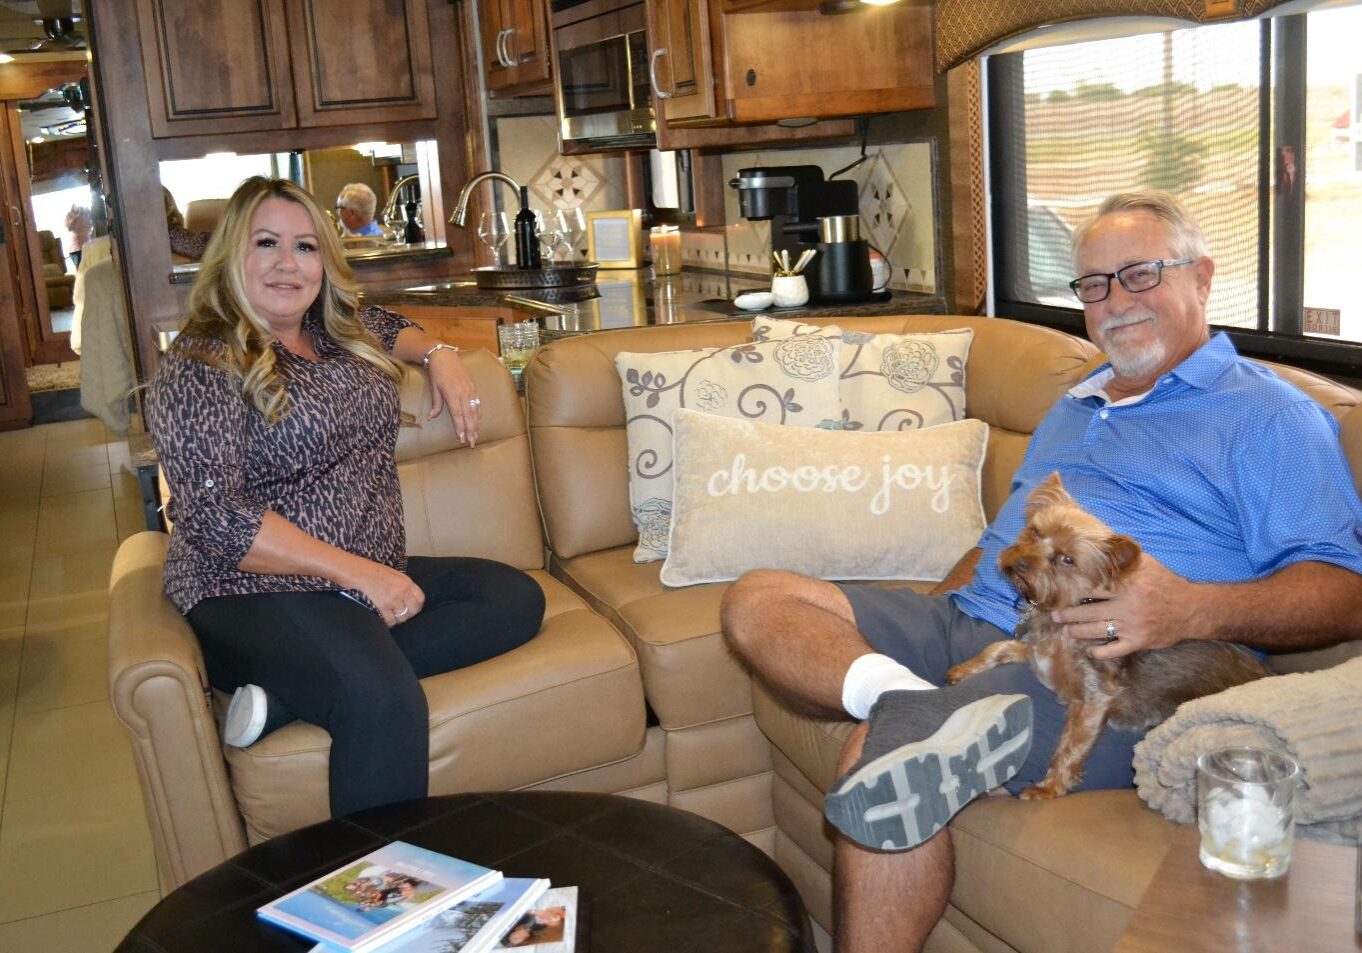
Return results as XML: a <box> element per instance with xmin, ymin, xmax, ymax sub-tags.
<box><xmin>771</xmin><ymin>274</ymin><xmax>809</xmax><ymax>308</ymax></box>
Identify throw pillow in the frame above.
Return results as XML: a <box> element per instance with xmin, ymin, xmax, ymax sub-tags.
<box><xmin>754</xmin><ymin>316</ymin><xmax>973</xmax><ymax>432</ymax></box>
<box><xmin>616</xmin><ymin>335</ymin><xmax>843</xmax><ymax>562</ymax></box>
<box><xmin>661</xmin><ymin>408</ymin><xmax>989</xmax><ymax>587</ymax></box>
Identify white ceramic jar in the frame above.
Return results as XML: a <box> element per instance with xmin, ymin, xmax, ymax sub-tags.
<box><xmin>770</xmin><ymin>274</ymin><xmax>809</xmax><ymax>308</ymax></box>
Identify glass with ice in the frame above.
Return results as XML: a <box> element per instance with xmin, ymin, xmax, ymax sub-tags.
<box><xmin>1196</xmin><ymin>746</ymin><xmax>1299</xmax><ymax>880</ymax></box>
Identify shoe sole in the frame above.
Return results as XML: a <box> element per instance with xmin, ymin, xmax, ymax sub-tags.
<box><xmin>223</xmin><ymin>685</ymin><xmax>267</xmax><ymax>748</ymax></box>
<box><xmin>824</xmin><ymin>694</ymin><xmax>1033</xmax><ymax>851</ymax></box>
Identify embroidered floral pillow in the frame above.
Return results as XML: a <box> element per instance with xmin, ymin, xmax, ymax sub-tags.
<box><xmin>616</xmin><ymin>335</ymin><xmax>843</xmax><ymax>562</ymax></box>
<box><xmin>661</xmin><ymin>408</ymin><xmax>989</xmax><ymax>586</ymax></box>
<box><xmin>753</xmin><ymin>316</ymin><xmax>973</xmax><ymax>431</ymax></box>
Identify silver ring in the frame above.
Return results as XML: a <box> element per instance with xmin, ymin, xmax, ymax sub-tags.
<box><xmin>468</xmin><ymin>397</ymin><xmax>481</xmax><ymax>407</ymax></box>
<box><xmin>395</xmin><ymin>605</ymin><xmax>410</xmax><ymax>619</ymax></box>
<box><xmin>1104</xmin><ymin>619</ymin><xmax>1118</xmax><ymax>640</ymax></box>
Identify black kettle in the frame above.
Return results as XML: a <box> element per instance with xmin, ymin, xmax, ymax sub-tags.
<box><xmin>814</xmin><ymin>215</ymin><xmax>875</xmax><ymax>304</ymax></box>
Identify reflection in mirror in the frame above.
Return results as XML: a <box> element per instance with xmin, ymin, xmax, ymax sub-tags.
<box><xmin>158</xmin><ymin>140</ymin><xmax>439</xmax><ymax>265</ymax></box>
<box><xmin>25</xmin><ymin>80</ymin><xmax>90</xmax><ymax>339</ymax></box>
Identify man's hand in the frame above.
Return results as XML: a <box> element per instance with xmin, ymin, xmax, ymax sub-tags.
<box><xmin>1050</xmin><ymin>552</ymin><xmax>1209</xmax><ymax>660</ymax></box>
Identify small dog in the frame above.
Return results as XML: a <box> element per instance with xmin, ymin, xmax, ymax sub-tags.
<box><xmin>945</xmin><ymin>472</ymin><xmax>1269</xmax><ymax>800</ymax></box>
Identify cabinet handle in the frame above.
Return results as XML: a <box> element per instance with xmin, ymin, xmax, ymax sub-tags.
<box><xmin>504</xmin><ymin>27</ymin><xmax>517</xmax><ymax>65</ymax></box>
<box><xmin>495</xmin><ymin>29</ymin><xmax>509</xmax><ymax>68</ymax></box>
<box><xmin>650</xmin><ymin>48</ymin><xmax>672</xmax><ymax>100</ymax></box>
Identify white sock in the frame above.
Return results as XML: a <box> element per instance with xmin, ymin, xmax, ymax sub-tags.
<box><xmin>841</xmin><ymin>653</ymin><xmax>935</xmax><ymax>719</ymax></box>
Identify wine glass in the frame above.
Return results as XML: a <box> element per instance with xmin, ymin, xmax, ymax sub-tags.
<box><xmin>476</xmin><ymin>211</ymin><xmax>510</xmax><ymax>267</ymax></box>
<box><xmin>534</xmin><ymin>210</ymin><xmax>564</xmax><ymax>265</ymax></box>
<box><xmin>554</xmin><ymin>207</ymin><xmax>586</xmax><ymax>263</ymax></box>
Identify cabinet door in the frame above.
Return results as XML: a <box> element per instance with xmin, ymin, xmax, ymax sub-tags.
<box><xmin>135</xmin><ymin>0</ymin><xmax>297</xmax><ymax>137</ymax></box>
<box><xmin>485</xmin><ymin>0</ymin><xmax>552</xmax><ymax>93</ymax></box>
<box><xmin>645</xmin><ymin>0</ymin><xmax>718</xmax><ymax>123</ymax></box>
<box><xmin>285</xmin><ymin>0</ymin><xmax>437</xmax><ymax>127</ymax></box>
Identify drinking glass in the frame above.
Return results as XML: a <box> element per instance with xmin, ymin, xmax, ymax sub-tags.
<box><xmin>534</xmin><ymin>210</ymin><xmax>564</xmax><ymax>264</ymax></box>
<box><xmin>497</xmin><ymin>320</ymin><xmax>541</xmax><ymax>380</ymax></box>
<box><xmin>555</xmin><ymin>207</ymin><xmax>586</xmax><ymax>263</ymax></box>
<box><xmin>1197</xmin><ymin>746</ymin><xmax>1299</xmax><ymax>880</ymax></box>
<box><xmin>476</xmin><ymin>212</ymin><xmax>510</xmax><ymax>267</ymax></box>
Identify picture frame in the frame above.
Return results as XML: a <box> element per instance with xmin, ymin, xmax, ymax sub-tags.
<box><xmin>585</xmin><ymin>209</ymin><xmax>643</xmax><ymax>269</ymax></box>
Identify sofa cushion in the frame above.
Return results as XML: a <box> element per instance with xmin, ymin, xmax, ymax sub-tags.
<box><xmin>661</xmin><ymin>409</ymin><xmax>988</xmax><ymax>587</ymax></box>
<box><xmin>616</xmin><ymin>335</ymin><xmax>844</xmax><ymax>562</ymax></box>
<box><xmin>222</xmin><ymin>569</ymin><xmax>646</xmax><ymax>843</ymax></box>
<box><xmin>754</xmin><ymin>316</ymin><xmax>974</xmax><ymax>431</ymax></box>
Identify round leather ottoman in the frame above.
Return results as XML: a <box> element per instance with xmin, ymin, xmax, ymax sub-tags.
<box><xmin>115</xmin><ymin>791</ymin><xmax>814</xmax><ymax>953</ymax></box>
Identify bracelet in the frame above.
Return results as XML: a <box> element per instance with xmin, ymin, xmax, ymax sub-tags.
<box><xmin>422</xmin><ymin>343</ymin><xmax>459</xmax><ymax>369</ymax></box>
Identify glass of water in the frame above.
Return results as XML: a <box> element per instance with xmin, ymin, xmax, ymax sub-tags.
<box><xmin>1197</xmin><ymin>746</ymin><xmax>1299</xmax><ymax>880</ymax></box>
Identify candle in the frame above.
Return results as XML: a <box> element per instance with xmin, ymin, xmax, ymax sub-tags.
<box><xmin>649</xmin><ymin>225</ymin><xmax>681</xmax><ymax>276</ymax></box>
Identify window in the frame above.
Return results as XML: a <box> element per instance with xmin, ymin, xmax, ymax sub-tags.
<box><xmin>989</xmin><ymin>7</ymin><xmax>1362</xmax><ymax>374</ymax></box>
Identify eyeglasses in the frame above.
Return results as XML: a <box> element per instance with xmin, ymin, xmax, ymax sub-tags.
<box><xmin>1068</xmin><ymin>258</ymin><xmax>1195</xmax><ymax>304</ymax></box>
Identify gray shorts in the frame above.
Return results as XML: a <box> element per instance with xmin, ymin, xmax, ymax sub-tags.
<box><xmin>837</xmin><ymin>583</ymin><xmax>1144</xmax><ymax>794</ymax></box>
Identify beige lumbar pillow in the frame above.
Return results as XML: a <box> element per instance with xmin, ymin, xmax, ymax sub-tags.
<box><xmin>754</xmin><ymin>316</ymin><xmax>973</xmax><ymax>431</ymax></box>
<box><xmin>616</xmin><ymin>335</ymin><xmax>843</xmax><ymax>562</ymax></box>
<box><xmin>661</xmin><ymin>408</ymin><xmax>989</xmax><ymax>587</ymax></box>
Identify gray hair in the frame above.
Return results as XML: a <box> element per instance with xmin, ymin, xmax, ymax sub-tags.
<box><xmin>1071</xmin><ymin>190</ymin><xmax>1210</xmax><ymax>269</ymax></box>
<box><xmin>337</xmin><ymin>182</ymin><xmax>378</xmax><ymax>220</ymax></box>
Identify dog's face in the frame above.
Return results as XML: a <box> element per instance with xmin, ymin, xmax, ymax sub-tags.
<box><xmin>999</xmin><ymin>473</ymin><xmax>1141</xmax><ymax>610</ymax></box>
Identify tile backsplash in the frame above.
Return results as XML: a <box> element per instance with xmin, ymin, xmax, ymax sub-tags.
<box><xmin>492</xmin><ymin>115</ymin><xmax>938</xmax><ymax>293</ymax></box>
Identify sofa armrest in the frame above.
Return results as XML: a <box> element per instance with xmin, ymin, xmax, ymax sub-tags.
<box><xmin>107</xmin><ymin>531</ymin><xmax>247</xmax><ymax>889</ymax></box>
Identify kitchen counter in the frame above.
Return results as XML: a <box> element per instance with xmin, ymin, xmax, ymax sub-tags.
<box><xmin>361</xmin><ymin>268</ymin><xmax>946</xmax><ymax>336</ymax></box>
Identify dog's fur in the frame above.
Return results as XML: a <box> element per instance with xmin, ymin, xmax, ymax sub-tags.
<box><xmin>945</xmin><ymin>472</ymin><xmax>1270</xmax><ymax>799</ymax></box>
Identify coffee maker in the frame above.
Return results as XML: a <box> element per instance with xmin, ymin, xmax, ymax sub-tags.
<box><xmin>729</xmin><ymin>164</ymin><xmax>877</xmax><ymax>304</ymax></box>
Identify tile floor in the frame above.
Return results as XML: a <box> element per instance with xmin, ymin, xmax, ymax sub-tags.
<box><xmin>0</xmin><ymin>416</ymin><xmax>161</xmax><ymax>951</ymax></box>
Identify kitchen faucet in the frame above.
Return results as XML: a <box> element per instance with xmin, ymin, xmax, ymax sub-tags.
<box><xmin>450</xmin><ymin>171</ymin><xmax>540</xmax><ymax>269</ymax></box>
<box><xmin>380</xmin><ymin>174</ymin><xmax>423</xmax><ymax>236</ymax></box>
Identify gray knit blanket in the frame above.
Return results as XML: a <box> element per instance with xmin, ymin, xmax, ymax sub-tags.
<box><xmin>1132</xmin><ymin>655</ymin><xmax>1362</xmax><ymax>844</ymax></box>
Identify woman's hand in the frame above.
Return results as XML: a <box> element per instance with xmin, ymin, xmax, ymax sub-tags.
<box><xmin>343</xmin><ymin>557</ymin><xmax>426</xmax><ymax>628</ymax></box>
<box><xmin>426</xmin><ymin>347</ymin><xmax>481</xmax><ymax>447</ymax></box>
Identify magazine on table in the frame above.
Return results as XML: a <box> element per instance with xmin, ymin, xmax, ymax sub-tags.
<box><xmin>307</xmin><ymin>878</ymin><xmax>551</xmax><ymax>953</ymax></box>
<box><xmin>256</xmin><ymin>840</ymin><xmax>502</xmax><ymax>952</ymax></box>
<box><xmin>495</xmin><ymin>886</ymin><xmax>580</xmax><ymax>952</ymax></box>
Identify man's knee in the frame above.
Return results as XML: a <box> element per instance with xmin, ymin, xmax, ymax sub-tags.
<box><xmin>720</xmin><ymin>569</ymin><xmax>804</xmax><ymax>653</ymax></box>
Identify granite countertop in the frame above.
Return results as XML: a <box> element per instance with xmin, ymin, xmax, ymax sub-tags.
<box><xmin>361</xmin><ymin>268</ymin><xmax>947</xmax><ymax>335</ymax></box>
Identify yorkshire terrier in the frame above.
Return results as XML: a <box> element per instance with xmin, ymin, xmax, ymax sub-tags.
<box><xmin>945</xmin><ymin>472</ymin><xmax>1269</xmax><ymax>800</ymax></box>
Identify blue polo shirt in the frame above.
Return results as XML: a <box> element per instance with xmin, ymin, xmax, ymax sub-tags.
<box><xmin>951</xmin><ymin>332</ymin><xmax>1362</xmax><ymax>634</ymax></box>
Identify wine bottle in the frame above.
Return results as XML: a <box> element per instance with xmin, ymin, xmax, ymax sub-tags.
<box><xmin>403</xmin><ymin>200</ymin><xmax>424</xmax><ymax>244</ymax></box>
<box><xmin>513</xmin><ymin>186</ymin><xmax>541</xmax><ymax>269</ymax></box>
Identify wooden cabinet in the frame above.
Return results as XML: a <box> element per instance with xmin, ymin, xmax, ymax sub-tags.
<box><xmin>645</xmin><ymin>0</ymin><xmax>719</xmax><ymax>124</ymax></box>
<box><xmin>390</xmin><ymin>303</ymin><xmax>509</xmax><ymax>355</ymax></box>
<box><xmin>135</xmin><ymin>0</ymin><xmax>435</xmax><ymax>138</ymax></box>
<box><xmin>479</xmin><ymin>0</ymin><xmax>552</xmax><ymax>95</ymax></box>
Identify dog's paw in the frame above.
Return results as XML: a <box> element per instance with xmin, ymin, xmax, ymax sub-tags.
<box><xmin>944</xmin><ymin>664</ymin><xmax>971</xmax><ymax>684</ymax></box>
<box><xmin>1018</xmin><ymin>784</ymin><xmax>1064</xmax><ymax>801</ymax></box>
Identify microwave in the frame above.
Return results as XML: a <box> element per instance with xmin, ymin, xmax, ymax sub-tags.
<box><xmin>551</xmin><ymin>0</ymin><xmax>655</xmax><ymax>151</ymax></box>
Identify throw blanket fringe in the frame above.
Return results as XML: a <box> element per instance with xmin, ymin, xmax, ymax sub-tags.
<box><xmin>1132</xmin><ymin>656</ymin><xmax>1362</xmax><ymax>843</ymax></box>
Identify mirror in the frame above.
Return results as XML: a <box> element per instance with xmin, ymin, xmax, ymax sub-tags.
<box><xmin>158</xmin><ymin>140</ymin><xmax>441</xmax><ymax>266</ymax></box>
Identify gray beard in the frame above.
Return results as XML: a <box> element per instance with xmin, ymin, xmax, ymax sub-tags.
<box><xmin>1104</xmin><ymin>336</ymin><xmax>1167</xmax><ymax>379</ymax></box>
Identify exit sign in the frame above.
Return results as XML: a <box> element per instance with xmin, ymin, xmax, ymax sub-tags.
<box><xmin>1303</xmin><ymin>307</ymin><xmax>1341</xmax><ymax>336</ymax></box>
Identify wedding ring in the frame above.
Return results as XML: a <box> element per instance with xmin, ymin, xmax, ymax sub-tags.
<box><xmin>395</xmin><ymin>605</ymin><xmax>410</xmax><ymax>619</ymax></box>
<box><xmin>469</xmin><ymin>397</ymin><xmax>481</xmax><ymax>407</ymax></box>
<box><xmin>1103</xmin><ymin>619</ymin><xmax>1118</xmax><ymax>643</ymax></box>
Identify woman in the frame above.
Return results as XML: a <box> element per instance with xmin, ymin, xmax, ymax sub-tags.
<box><xmin>146</xmin><ymin>176</ymin><xmax>545</xmax><ymax>817</ymax></box>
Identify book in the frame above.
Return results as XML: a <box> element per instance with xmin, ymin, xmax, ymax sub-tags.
<box><xmin>257</xmin><ymin>841</ymin><xmax>502</xmax><ymax>953</ymax></box>
<box><xmin>495</xmin><ymin>886</ymin><xmax>579</xmax><ymax>952</ymax></box>
<box><xmin>307</xmin><ymin>877</ymin><xmax>551</xmax><ymax>953</ymax></box>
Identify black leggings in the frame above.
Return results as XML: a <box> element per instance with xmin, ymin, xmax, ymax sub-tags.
<box><xmin>186</xmin><ymin>556</ymin><xmax>545</xmax><ymax>817</ymax></box>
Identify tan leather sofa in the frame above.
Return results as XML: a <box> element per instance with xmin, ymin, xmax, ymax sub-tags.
<box><xmin>108</xmin><ymin>350</ymin><xmax>657</xmax><ymax>890</ymax></box>
<box><xmin>111</xmin><ymin>316</ymin><xmax>1362</xmax><ymax>951</ymax></box>
<box><xmin>523</xmin><ymin>315</ymin><xmax>1362</xmax><ymax>953</ymax></box>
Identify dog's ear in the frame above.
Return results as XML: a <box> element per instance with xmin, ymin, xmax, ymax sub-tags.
<box><xmin>1025</xmin><ymin>472</ymin><xmax>1072</xmax><ymax>517</ymax></box>
<box><xmin>1103</xmin><ymin>534</ymin><xmax>1141</xmax><ymax>576</ymax></box>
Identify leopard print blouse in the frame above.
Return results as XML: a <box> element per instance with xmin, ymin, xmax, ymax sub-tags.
<box><xmin>145</xmin><ymin>306</ymin><xmax>416</xmax><ymax>613</ymax></box>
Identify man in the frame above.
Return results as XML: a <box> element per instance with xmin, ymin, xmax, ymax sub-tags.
<box><xmin>336</xmin><ymin>182</ymin><xmax>384</xmax><ymax>237</ymax></box>
<box><xmin>721</xmin><ymin>191</ymin><xmax>1362</xmax><ymax>952</ymax></box>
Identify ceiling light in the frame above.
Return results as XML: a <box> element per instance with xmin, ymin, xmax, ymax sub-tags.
<box><xmin>0</xmin><ymin>54</ymin><xmax>13</xmax><ymax>64</ymax></box>
<box><xmin>30</xmin><ymin>135</ymin><xmax>44</xmax><ymax>143</ymax></box>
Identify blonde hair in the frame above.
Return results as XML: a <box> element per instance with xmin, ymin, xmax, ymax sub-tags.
<box><xmin>176</xmin><ymin>176</ymin><xmax>405</xmax><ymax>424</ymax></box>
<box><xmin>1071</xmin><ymin>190</ymin><xmax>1210</xmax><ymax>270</ymax></box>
